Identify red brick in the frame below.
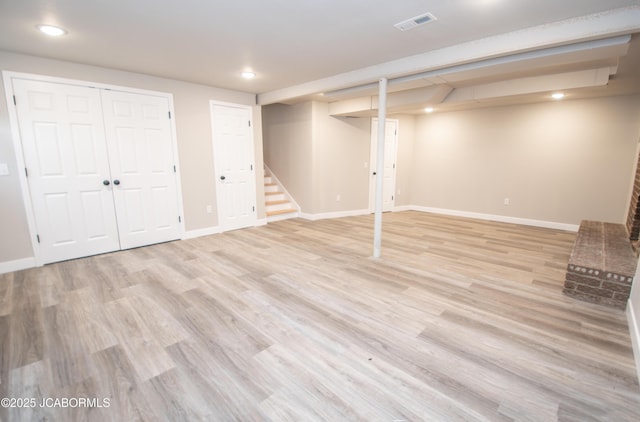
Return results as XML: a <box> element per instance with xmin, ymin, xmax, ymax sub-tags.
<box><xmin>565</xmin><ymin>273</ymin><xmax>601</xmax><ymax>287</ymax></box>
<box><xmin>601</xmin><ymin>281</ymin><xmax>631</xmax><ymax>295</ymax></box>
<box><xmin>576</xmin><ymin>284</ymin><xmax>613</xmax><ymax>298</ymax></box>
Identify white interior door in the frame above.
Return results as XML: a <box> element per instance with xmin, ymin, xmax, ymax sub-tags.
<box><xmin>102</xmin><ymin>90</ymin><xmax>181</xmax><ymax>249</ymax></box>
<box><xmin>12</xmin><ymin>79</ymin><xmax>120</xmax><ymax>264</ymax></box>
<box><xmin>369</xmin><ymin>118</ymin><xmax>399</xmax><ymax>212</ymax></box>
<box><xmin>211</xmin><ymin>103</ymin><xmax>256</xmax><ymax>232</ymax></box>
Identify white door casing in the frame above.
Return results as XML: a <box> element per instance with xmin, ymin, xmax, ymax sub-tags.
<box><xmin>211</xmin><ymin>102</ymin><xmax>257</xmax><ymax>232</ymax></box>
<box><xmin>369</xmin><ymin>118</ymin><xmax>399</xmax><ymax>213</ymax></box>
<box><xmin>12</xmin><ymin>78</ymin><xmax>120</xmax><ymax>264</ymax></box>
<box><xmin>102</xmin><ymin>90</ymin><xmax>181</xmax><ymax>249</ymax></box>
<box><xmin>7</xmin><ymin>73</ymin><xmax>184</xmax><ymax>265</ymax></box>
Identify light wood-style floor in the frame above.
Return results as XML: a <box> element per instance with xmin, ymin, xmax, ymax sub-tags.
<box><xmin>1</xmin><ymin>211</ymin><xmax>639</xmax><ymax>421</ymax></box>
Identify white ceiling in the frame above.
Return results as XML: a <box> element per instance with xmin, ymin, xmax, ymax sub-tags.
<box><xmin>1</xmin><ymin>0</ymin><xmax>639</xmax><ymax>111</ymax></box>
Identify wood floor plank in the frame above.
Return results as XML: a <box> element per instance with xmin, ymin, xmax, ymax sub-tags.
<box><xmin>141</xmin><ymin>367</ymin><xmax>215</xmax><ymax>421</ymax></box>
<box><xmin>1</xmin><ymin>211</ymin><xmax>638</xmax><ymax>420</ymax></box>
<box><xmin>7</xmin><ymin>359</ymin><xmax>55</xmax><ymax>422</ymax></box>
<box><xmin>0</xmin><ymin>274</ymin><xmax>14</xmax><ymax>317</ymax></box>
<box><xmin>8</xmin><ymin>302</ymin><xmax>45</xmax><ymax>370</ymax></box>
<box><xmin>91</xmin><ymin>345</ymin><xmax>151</xmax><ymax>422</ymax></box>
<box><xmin>0</xmin><ymin>314</ymin><xmax>10</xmax><ymax>422</ymax></box>
<box><xmin>165</xmin><ymin>339</ymin><xmax>272</xmax><ymax>421</ymax></box>
<box><xmin>102</xmin><ymin>297</ymin><xmax>176</xmax><ymax>382</ymax></box>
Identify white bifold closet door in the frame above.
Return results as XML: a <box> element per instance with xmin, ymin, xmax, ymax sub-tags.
<box><xmin>12</xmin><ymin>78</ymin><xmax>180</xmax><ymax>264</ymax></box>
<box><xmin>101</xmin><ymin>90</ymin><xmax>180</xmax><ymax>249</ymax></box>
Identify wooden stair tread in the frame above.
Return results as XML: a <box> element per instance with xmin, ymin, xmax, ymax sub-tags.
<box><xmin>264</xmin><ymin>171</ymin><xmax>296</xmax><ymax>220</ymax></box>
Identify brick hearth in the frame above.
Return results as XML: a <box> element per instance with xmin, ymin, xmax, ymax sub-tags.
<box><xmin>563</xmin><ymin>221</ymin><xmax>637</xmax><ymax>309</ymax></box>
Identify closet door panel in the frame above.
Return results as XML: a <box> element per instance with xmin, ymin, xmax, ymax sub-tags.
<box><xmin>101</xmin><ymin>90</ymin><xmax>181</xmax><ymax>249</ymax></box>
<box><xmin>13</xmin><ymin>79</ymin><xmax>120</xmax><ymax>264</ymax></box>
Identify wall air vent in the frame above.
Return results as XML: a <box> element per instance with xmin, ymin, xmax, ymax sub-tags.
<box><xmin>394</xmin><ymin>12</ymin><xmax>437</xmax><ymax>31</ymax></box>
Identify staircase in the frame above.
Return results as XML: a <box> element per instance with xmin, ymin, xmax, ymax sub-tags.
<box><xmin>264</xmin><ymin>167</ymin><xmax>298</xmax><ymax>221</ymax></box>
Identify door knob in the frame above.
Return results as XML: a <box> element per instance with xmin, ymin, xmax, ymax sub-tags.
<box><xmin>113</xmin><ymin>179</ymin><xmax>120</xmax><ymax>185</ymax></box>
<box><xmin>103</xmin><ymin>180</ymin><xmax>110</xmax><ymax>186</ymax></box>
<box><xmin>220</xmin><ymin>175</ymin><xmax>226</xmax><ymax>180</ymax></box>
<box><xmin>372</xmin><ymin>172</ymin><xmax>377</xmax><ymax>175</ymax></box>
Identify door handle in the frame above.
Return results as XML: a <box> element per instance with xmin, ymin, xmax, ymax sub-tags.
<box><xmin>103</xmin><ymin>180</ymin><xmax>110</xmax><ymax>186</ymax></box>
<box><xmin>113</xmin><ymin>179</ymin><xmax>120</xmax><ymax>185</ymax></box>
<box><xmin>220</xmin><ymin>175</ymin><xmax>226</xmax><ymax>181</ymax></box>
<box><xmin>372</xmin><ymin>172</ymin><xmax>377</xmax><ymax>175</ymax></box>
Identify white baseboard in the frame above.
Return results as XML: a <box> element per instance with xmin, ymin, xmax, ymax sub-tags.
<box><xmin>408</xmin><ymin>206</ymin><xmax>579</xmax><ymax>232</ymax></box>
<box><xmin>267</xmin><ymin>212</ymin><xmax>299</xmax><ymax>223</ymax></box>
<box><xmin>299</xmin><ymin>208</ymin><xmax>370</xmax><ymax>221</ymax></box>
<box><xmin>393</xmin><ymin>205</ymin><xmax>413</xmax><ymax>212</ymax></box>
<box><xmin>182</xmin><ymin>226</ymin><xmax>221</xmax><ymax>240</ymax></box>
<box><xmin>297</xmin><ymin>205</ymin><xmax>578</xmax><ymax>232</ymax></box>
<box><xmin>183</xmin><ymin>208</ymin><xmax>577</xmax><ymax>234</ymax></box>
<box><xmin>628</xmin><ymin>299</ymin><xmax>640</xmax><ymax>385</ymax></box>
<box><xmin>184</xmin><ymin>219</ymin><xmax>269</xmax><ymax>238</ymax></box>
<box><xmin>0</xmin><ymin>257</ymin><xmax>37</xmax><ymax>274</ymax></box>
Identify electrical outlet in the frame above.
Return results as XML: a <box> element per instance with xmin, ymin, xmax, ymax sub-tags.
<box><xmin>206</xmin><ymin>205</ymin><xmax>213</xmax><ymax>213</ymax></box>
<box><xmin>336</xmin><ymin>194</ymin><xmax>341</xmax><ymax>202</ymax></box>
<box><xmin>503</xmin><ymin>198</ymin><xmax>510</xmax><ymax>206</ymax></box>
<box><xmin>0</xmin><ymin>163</ymin><xmax>8</xmax><ymax>176</ymax></box>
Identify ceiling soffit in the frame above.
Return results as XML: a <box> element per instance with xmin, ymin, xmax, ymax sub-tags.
<box><xmin>325</xmin><ymin>35</ymin><xmax>631</xmax><ymax>116</ymax></box>
<box><xmin>258</xmin><ymin>6</ymin><xmax>640</xmax><ymax>106</ymax></box>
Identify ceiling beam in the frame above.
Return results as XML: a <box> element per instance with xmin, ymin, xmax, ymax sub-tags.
<box><xmin>327</xmin><ymin>66</ymin><xmax>614</xmax><ymax>117</ymax></box>
<box><xmin>257</xmin><ymin>6</ymin><xmax>640</xmax><ymax>105</ymax></box>
<box><xmin>445</xmin><ymin>67</ymin><xmax>615</xmax><ymax>104</ymax></box>
<box><xmin>328</xmin><ymin>85</ymin><xmax>453</xmax><ymax>116</ymax></box>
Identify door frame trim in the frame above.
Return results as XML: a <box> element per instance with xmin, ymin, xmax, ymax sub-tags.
<box><xmin>2</xmin><ymin>71</ymin><xmax>185</xmax><ymax>266</ymax></box>
<box><xmin>209</xmin><ymin>100</ymin><xmax>257</xmax><ymax>232</ymax></box>
<box><xmin>368</xmin><ymin>118</ymin><xmax>399</xmax><ymax>213</ymax></box>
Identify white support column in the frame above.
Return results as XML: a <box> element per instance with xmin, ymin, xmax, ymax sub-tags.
<box><xmin>373</xmin><ymin>77</ymin><xmax>388</xmax><ymax>258</ymax></box>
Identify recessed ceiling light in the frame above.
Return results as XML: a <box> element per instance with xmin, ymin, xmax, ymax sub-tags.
<box><xmin>241</xmin><ymin>71</ymin><xmax>256</xmax><ymax>80</ymax></box>
<box><xmin>37</xmin><ymin>24</ymin><xmax>67</xmax><ymax>37</ymax></box>
<box><xmin>424</xmin><ymin>107</ymin><xmax>434</xmax><ymax>113</ymax></box>
<box><xmin>551</xmin><ymin>92</ymin><xmax>565</xmax><ymax>100</ymax></box>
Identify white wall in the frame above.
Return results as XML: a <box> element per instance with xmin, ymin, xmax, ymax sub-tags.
<box><xmin>263</xmin><ymin>95</ymin><xmax>640</xmax><ymax>227</ymax></box>
<box><xmin>410</xmin><ymin>95</ymin><xmax>640</xmax><ymax>226</ymax></box>
<box><xmin>263</xmin><ymin>102</ymin><xmax>371</xmax><ymax>215</ymax></box>
<box><xmin>0</xmin><ymin>50</ymin><xmax>261</xmax><ymax>269</ymax></box>
<box><xmin>312</xmin><ymin>102</ymin><xmax>370</xmax><ymax>214</ymax></box>
<box><xmin>262</xmin><ymin>104</ymin><xmax>420</xmax><ymax>217</ymax></box>
<box><xmin>262</xmin><ymin>102</ymin><xmax>314</xmax><ymax>211</ymax></box>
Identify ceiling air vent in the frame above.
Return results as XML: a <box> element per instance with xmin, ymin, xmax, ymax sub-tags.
<box><xmin>394</xmin><ymin>12</ymin><xmax>437</xmax><ymax>32</ymax></box>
